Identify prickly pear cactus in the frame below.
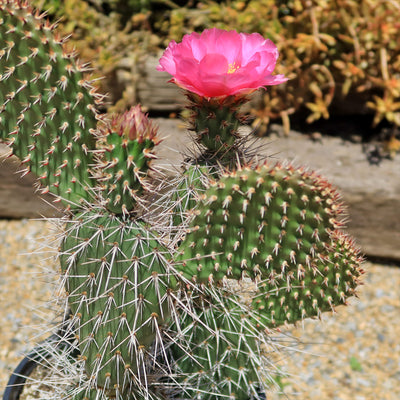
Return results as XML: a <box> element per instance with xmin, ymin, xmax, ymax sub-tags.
<box><xmin>0</xmin><ymin>4</ymin><xmax>365</xmax><ymax>400</ymax></box>
<box><xmin>175</xmin><ymin>163</ymin><xmax>364</xmax><ymax>327</ymax></box>
<box><xmin>0</xmin><ymin>0</ymin><xmax>103</xmax><ymax>206</ymax></box>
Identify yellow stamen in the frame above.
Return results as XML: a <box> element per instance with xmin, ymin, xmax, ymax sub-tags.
<box><xmin>227</xmin><ymin>62</ymin><xmax>239</xmax><ymax>74</ymax></box>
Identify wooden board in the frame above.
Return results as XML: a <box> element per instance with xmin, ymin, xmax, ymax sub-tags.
<box><xmin>0</xmin><ymin>145</ymin><xmax>63</xmax><ymax>219</ymax></box>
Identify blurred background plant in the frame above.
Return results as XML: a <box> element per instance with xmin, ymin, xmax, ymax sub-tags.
<box><xmin>32</xmin><ymin>0</ymin><xmax>400</xmax><ymax>157</ymax></box>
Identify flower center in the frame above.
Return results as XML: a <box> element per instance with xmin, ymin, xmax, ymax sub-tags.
<box><xmin>227</xmin><ymin>62</ymin><xmax>239</xmax><ymax>74</ymax></box>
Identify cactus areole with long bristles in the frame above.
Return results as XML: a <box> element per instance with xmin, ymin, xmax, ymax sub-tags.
<box><xmin>0</xmin><ymin>4</ymin><xmax>364</xmax><ymax>400</ymax></box>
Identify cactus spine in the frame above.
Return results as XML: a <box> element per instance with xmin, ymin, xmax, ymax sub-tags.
<box><xmin>0</xmin><ymin>3</ymin><xmax>364</xmax><ymax>400</ymax></box>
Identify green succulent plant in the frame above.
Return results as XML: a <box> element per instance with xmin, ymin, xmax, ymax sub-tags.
<box><xmin>0</xmin><ymin>0</ymin><xmax>102</xmax><ymax>206</ymax></box>
<box><xmin>1</xmin><ymin>2</ymin><xmax>364</xmax><ymax>400</ymax></box>
<box><xmin>60</xmin><ymin>209</ymin><xmax>176</xmax><ymax>397</ymax></box>
<box><xmin>175</xmin><ymin>163</ymin><xmax>363</xmax><ymax>327</ymax></box>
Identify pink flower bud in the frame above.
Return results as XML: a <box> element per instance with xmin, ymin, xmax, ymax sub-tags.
<box><xmin>111</xmin><ymin>105</ymin><xmax>158</xmax><ymax>142</ymax></box>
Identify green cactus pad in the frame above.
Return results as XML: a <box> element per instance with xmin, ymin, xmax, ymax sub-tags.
<box><xmin>176</xmin><ymin>163</ymin><xmax>345</xmax><ymax>283</ymax></box>
<box><xmin>175</xmin><ymin>162</ymin><xmax>364</xmax><ymax>327</ymax></box>
<box><xmin>60</xmin><ymin>210</ymin><xmax>176</xmax><ymax>395</ymax></box>
<box><xmin>0</xmin><ymin>1</ymin><xmax>103</xmax><ymax>206</ymax></box>
<box><xmin>250</xmin><ymin>231</ymin><xmax>364</xmax><ymax>328</ymax></box>
<box><xmin>168</xmin><ymin>289</ymin><xmax>269</xmax><ymax>400</ymax></box>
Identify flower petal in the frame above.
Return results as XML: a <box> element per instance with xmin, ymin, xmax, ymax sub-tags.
<box><xmin>157</xmin><ymin>41</ymin><xmax>178</xmax><ymax>74</ymax></box>
<box><xmin>199</xmin><ymin>53</ymin><xmax>229</xmax><ymax>75</ymax></box>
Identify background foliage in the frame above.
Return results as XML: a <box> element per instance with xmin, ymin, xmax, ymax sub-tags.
<box><xmin>32</xmin><ymin>0</ymin><xmax>400</xmax><ymax>154</ymax></box>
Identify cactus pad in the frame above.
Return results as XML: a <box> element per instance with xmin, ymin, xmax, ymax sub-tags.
<box><xmin>0</xmin><ymin>1</ymin><xmax>103</xmax><ymax>205</ymax></box>
<box><xmin>175</xmin><ymin>162</ymin><xmax>364</xmax><ymax>326</ymax></box>
<box><xmin>250</xmin><ymin>230</ymin><xmax>364</xmax><ymax>328</ymax></box>
<box><xmin>60</xmin><ymin>210</ymin><xmax>176</xmax><ymax>396</ymax></box>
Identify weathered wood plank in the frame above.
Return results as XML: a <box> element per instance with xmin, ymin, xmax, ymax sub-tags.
<box><xmin>136</xmin><ymin>56</ymin><xmax>185</xmax><ymax>111</ymax></box>
<box><xmin>0</xmin><ymin>144</ymin><xmax>63</xmax><ymax>219</ymax></box>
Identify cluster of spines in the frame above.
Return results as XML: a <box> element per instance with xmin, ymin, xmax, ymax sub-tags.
<box><xmin>170</xmin><ymin>164</ymin><xmax>214</xmax><ymax>230</ymax></box>
<box><xmin>165</xmin><ymin>287</ymin><xmax>275</xmax><ymax>400</ymax></box>
<box><xmin>0</xmin><ymin>0</ymin><xmax>105</xmax><ymax>206</ymax></box>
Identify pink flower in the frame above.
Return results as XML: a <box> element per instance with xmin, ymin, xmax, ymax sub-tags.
<box><xmin>157</xmin><ymin>28</ymin><xmax>287</xmax><ymax>98</ymax></box>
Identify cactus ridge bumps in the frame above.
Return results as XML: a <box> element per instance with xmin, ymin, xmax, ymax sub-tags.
<box><xmin>97</xmin><ymin>106</ymin><xmax>160</xmax><ymax>215</ymax></box>
<box><xmin>186</xmin><ymin>93</ymin><xmax>249</xmax><ymax>158</ymax></box>
<box><xmin>250</xmin><ymin>230</ymin><xmax>364</xmax><ymax>328</ymax></box>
